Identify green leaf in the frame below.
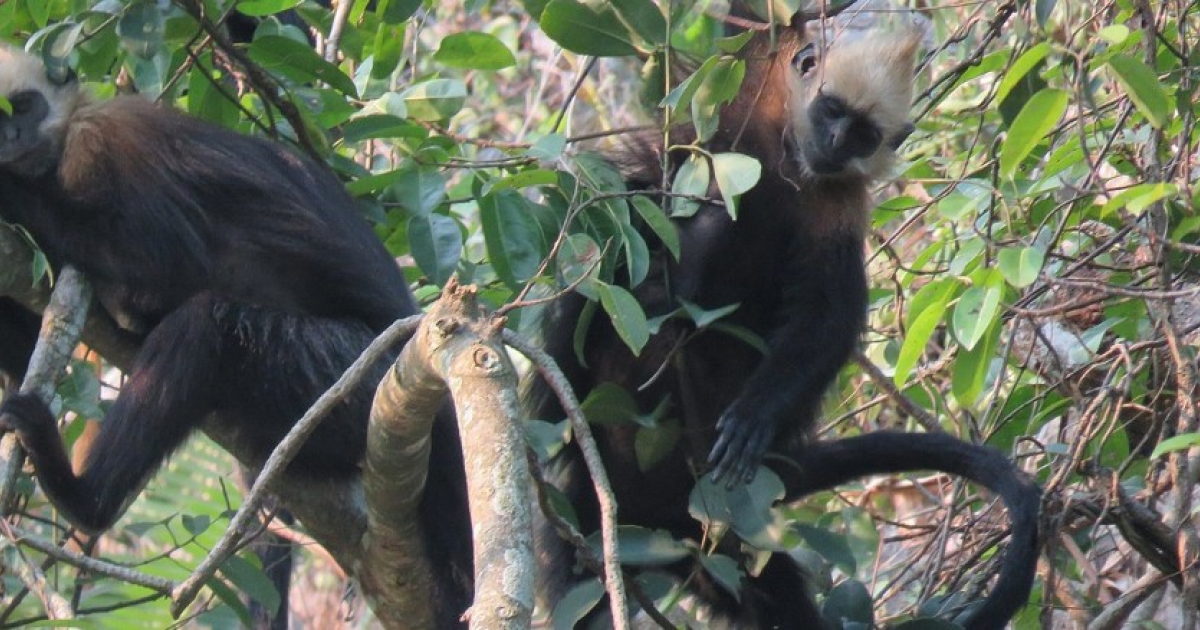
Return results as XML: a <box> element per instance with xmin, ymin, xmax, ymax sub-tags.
<box><xmin>493</xmin><ymin>168</ymin><xmax>560</xmax><ymax>191</ymax></box>
<box><xmin>371</xmin><ymin>23</ymin><xmax>406</xmax><ymax>80</ymax></box>
<box><xmin>1150</xmin><ymin>433</ymin><xmax>1200</xmax><ymax>460</ymax></box>
<box><xmin>590</xmin><ymin>526</ymin><xmax>690</xmax><ymax>566</ymax></box>
<box><xmin>249</xmin><ymin>35</ymin><xmax>358</xmax><ymax>97</ymax></box>
<box><xmin>952</xmin><ymin>317</ymin><xmax>1000</xmax><ymax>407</ymax></box>
<box><xmin>999</xmin><ymin>88</ymin><xmax>1067</xmax><ymax>179</ymax></box>
<box><xmin>342</xmin><ymin>115</ymin><xmax>423</xmax><ymax>142</ymax></box>
<box><xmin>218</xmin><ymin>554</ymin><xmax>281</xmax><ymax>617</ymax></box>
<box><xmin>1096</xmin><ymin>25</ymin><xmax>1130</xmax><ymax>45</ymax></box>
<box><xmin>670</xmin><ymin>153</ymin><xmax>710</xmax><ymax>218</ymax></box>
<box><xmin>434</xmin><ymin>31</ymin><xmax>516</xmax><ymax>70</ymax></box>
<box><xmin>580</xmin><ymin>382</ymin><xmax>640</xmax><ymax>427</ymax></box>
<box><xmin>540</xmin><ymin>0</ymin><xmax>639</xmax><ymax>57</ymax></box>
<box><xmin>117</xmin><ymin>1</ymin><xmax>165</xmax><ymax>59</ymax></box>
<box><xmin>526</xmin><ymin>134</ymin><xmax>567</xmax><ymax>161</ymax></box>
<box><xmin>620</xmin><ymin>222</ymin><xmax>650</xmax><ymax>287</ymax></box>
<box><xmin>795</xmin><ymin>523</ymin><xmax>856</xmax><ymax>574</ymax></box>
<box><xmin>631</xmin><ymin>195</ymin><xmax>680</xmax><ymax>260</ymax></box>
<box><xmin>399</xmin><ymin>78</ymin><xmax>467</xmax><ymax>121</ymax></box>
<box><xmin>895</xmin><ymin>282</ymin><xmax>957</xmax><ymax>386</ymax></box>
<box><xmin>390</xmin><ymin>167</ymin><xmax>447</xmax><ymax>216</ymax></box>
<box><xmin>0</xmin><ymin>95</ymin><xmax>10</xmax><ymax>115</ymax></box>
<box><xmin>206</xmin><ymin>577</ymin><xmax>253</xmax><ymax>626</ymax></box>
<box><xmin>480</xmin><ymin>189</ymin><xmax>545</xmax><ymax>288</ymax></box>
<box><xmin>711</xmin><ymin>152</ymin><xmax>761</xmax><ymax>219</ymax></box>
<box><xmin>636</xmin><ymin>417</ymin><xmax>680</xmax><ymax>470</ymax></box>
<box><xmin>693</xmin><ymin>58</ymin><xmax>744</xmax><ymax>142</ymax></box>
<box><xmin>1099</xmin><ymin>182</ymin><xmax>1178</xmax><ymax>217</ymax></box>
<box><xmin>1107</xmin><ymin>54</ymin><xmax>1170</xmax><ymax>128</ymax></box>
<box><xmin>822</xmin><ymin>580</ymin><xmax>874</xmax><ymax>627</ymax></box>
<box><xmin>680</xmin><ymin>300</ymin><xmax>739</xmax><ymax>329</ymax></box>
<box><xmin>995</xmin><ymin>43</ymin><xmax>1050</xmax><ymax>105</ymax></box>
<box><xmin>1034</xmin><ymin>0</ymin><xmax>1056</xmax><ymax>27</ymax></box>
<box><xmin>610</xmin><ymin>0</ymin><xmax>666</xmax><ymax>46</ymax></box>
<box><xmin>997</xmin><ymin>246</ymin><xmax>1045</xmax><ymax>288</ymax></box>
<box><xmin>691</xmin><ymin>468</ymin><xmax>788</xmax><ymax>549</ymax></box>
<box><xmin>378</xmin><ymin>0</ymin><xmax>421</xmax><ymax>24</ymax></box>
<box><xmin>661</xmin><ymin>55</ymin><xmax>715</xmax><ymax>114</ymax></box>
<box><xmin>717</xmin><ymin>30</ymin><xmax>754</xmax><ymax>54</ymax></box>
<box><xmin>552</xmin><ymin>578</ymin><xmax>604</xmax><ymax>630</ymax></box>
<box><xmin>26</xmin><ymin>0</ymin><xmax>51</xmax><ymax>28</ymax></box>
<box><xmin>597</xmin><ymin>282</ymin><xmax>649</xmax><ymax>354</ymax></box>
<box><xmin>236</xmin><ymin>0</ymin><xmax>302</xmax><ymax>18</ymax></box>
<box><xmin>556</xmin><ymin>233</ymin><xmax>603</xmax><ymax>298</ymax></box>
<box><xmin>408</xmin><ymin>214</ymin><xmax>461</xmax><ymax>285</ymax></box>
<box><xmin>952</xmin><ymin>283</ymin><xmax>1001</xmax><ymax>350</ymax></box>
<box><xmin>699</xmin><ymin>553</ymin><xmax>744</xmax><ymax>599</ymax></box>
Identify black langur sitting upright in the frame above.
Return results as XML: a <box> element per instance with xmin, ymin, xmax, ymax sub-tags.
<box><xmin>530</xmin><ymin>11</ymin><xmax>1038</xmax><ymax>630</ymax></box>
<box><xmin>0</xmin><ymin>44</ymin><xmax>472</xmax><ymax>627</ymax></box>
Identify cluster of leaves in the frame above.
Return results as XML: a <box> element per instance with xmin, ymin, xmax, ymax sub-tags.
<box><xmin>3</xmin><ymin>0</ymin><xmax>1199</xmax><ymax>626</ymax></box>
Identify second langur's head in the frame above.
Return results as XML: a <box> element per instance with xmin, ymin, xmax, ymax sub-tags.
<box><xmin>0</xmin><ymin>44</ymin><xmax>80</xmax><ymax>175</ymax></box>
<box><xmin>784</xmin><ymin>29</ymin><xmax>921</xmax><ymax>181</ymax></box>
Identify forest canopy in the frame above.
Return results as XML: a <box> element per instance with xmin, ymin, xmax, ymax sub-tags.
<box><xmin>0</xmin><ymin>0</ymin><xmax>1198</xmax><ymax>628</ymax></box>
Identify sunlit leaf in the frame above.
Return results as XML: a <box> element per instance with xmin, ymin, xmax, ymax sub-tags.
<box><xmin>540</xmin><ymin>0</ymin><xmax>638</xmax><ymax>57</ymax></box>
<box><xmin>434</xmin><ymin>31</ymin><xmax>516</xmax><ymax>70</ymax></box>
<box><xmin>1108</xmin><ymin>54</ymin><xmax>1170</xmax><ymax>128</ymax></box>
<box><xmin>999</xmin><ymin>88</ymin><xmax>1067</xmax><ymax>179</ymax></box>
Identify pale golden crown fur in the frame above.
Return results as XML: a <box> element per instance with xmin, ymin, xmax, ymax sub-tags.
<box><xmin>786</xmin><ymin>28</ymin><xmax>922</xmax><ymax>180</ymax></box>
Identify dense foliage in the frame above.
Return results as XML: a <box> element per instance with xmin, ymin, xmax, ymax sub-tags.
<box><xmin>0</xmin><ymin>0</ymin><xmax>1198</xmax><ymax>627</ymax></box>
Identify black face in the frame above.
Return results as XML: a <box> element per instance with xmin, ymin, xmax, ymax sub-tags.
<box><xmin>0</xmin><ymin>89</ymin><xmax>50</xmax><ymax>167</ymax></box>
<box><xmin>805</xmin><ymin>93</ymin><xmax>882</xmax><ymax>175</ymax></box>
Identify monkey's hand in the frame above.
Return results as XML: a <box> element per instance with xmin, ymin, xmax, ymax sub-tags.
<box><xmin>0</xmin><ymin>393</ymin><xmax>57</xmax><ymax>447</ymax></box>
<box><xmin>708</xmin><ymin>405</ymin><xmax>778</xmax><ymax>488</ymax></box>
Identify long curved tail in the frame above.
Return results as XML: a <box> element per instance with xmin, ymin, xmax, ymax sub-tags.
<box><xmin>777</xmin><ymin>431</ymin><xmax>1040</xmax><ymax>630</ymax></box>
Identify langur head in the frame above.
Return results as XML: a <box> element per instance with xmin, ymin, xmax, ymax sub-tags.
<box><xmin>0</xmin><ymin>44</ymin><xmax>80</xmax><ymax>175</ymax></box>
<box><xmin>783</xmin><ymin>22</ymin><xmax>921</xmax><ymax>181</ymax></box>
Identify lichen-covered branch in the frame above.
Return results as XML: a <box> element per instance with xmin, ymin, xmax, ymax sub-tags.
<box><xmin>367</xmin><ymin>279</ymin><xmax>533</xmax><ymax>629</ymax></box>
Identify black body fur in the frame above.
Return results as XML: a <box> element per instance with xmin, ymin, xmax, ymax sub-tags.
<box><xmin>0</xmin><ymin>82</ymin><xmax>472</xmax><ymax>626</ymax></box>
<box><xmin>530</xmin><ymin>19</ymin><xmax>1038</xmax><ymax>630</ymax></box>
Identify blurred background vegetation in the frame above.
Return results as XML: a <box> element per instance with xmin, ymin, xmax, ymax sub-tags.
<box><xmin>0</xmin><ymin>0</ymin><xmax>1198</xmax><ymax>627</ymax></box>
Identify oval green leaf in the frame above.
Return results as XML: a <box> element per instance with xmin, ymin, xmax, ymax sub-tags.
<box><xmin>540</xmin><ymin>0</ymin><xmax>638</xmax><ymax>57</ymax></box>
<box><xmin>434</xmin><ymin>31</ymin><xmax>516</xmax><ymax>70</ymax></box>
<box><xmin>997</xmin><ymin>246</ymin><xmax>1045</xmax><ymax>288</ymax></box>
<box><xmin>408</xmin><ymin>213</ymin><xmax>461</xmax><ymax>285</ymax></box>
<box><xmin>597</xmin><ymin>282</ymin><xmax>649</xmax><ymax>354</ymax></box>
<box><xmin>1107</xmin><ymin>54</ymin><xmax>1170</xmax><ymax>129</ymax></box>
<box><xmin>952</xmin><ymin>282</ymin><xmax>1002</xmax><ymax>351</ymax></box>
<box><xmin>711</xmin><ymin>152</ymin><xmax>761</xmax><ymax>219</ymax></box>
<box><xmin>999</xmin><ymin>88</ymin><xmax>1067</xmax><ymax>179</ymax></box>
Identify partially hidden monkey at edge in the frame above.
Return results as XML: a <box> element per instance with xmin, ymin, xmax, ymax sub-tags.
<box><xmin>529</xmin><ymin>10</ymin><xmax>1039</xmax><ymax>630</ymax></box>
<box><xmin>0</xmin><ymin>43</ymin><xmax>473</xmax><ymax>627</ymax></box>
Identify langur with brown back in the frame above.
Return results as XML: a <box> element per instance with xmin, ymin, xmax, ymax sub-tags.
<box><xmin>0</xmin><ymin>44</ymin><xmax>473</xmax><ymax>628</ymax></box>
<box><xmin>531</xmin><ymin>10</ymin><xmax>1038</xmax><ymax>629</ymax></box>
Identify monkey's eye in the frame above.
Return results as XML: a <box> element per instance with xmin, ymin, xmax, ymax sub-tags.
<box><xmin>791</xmin><ymin>44</ymin><xmax>818</xmax><ymax>76</ymax></box>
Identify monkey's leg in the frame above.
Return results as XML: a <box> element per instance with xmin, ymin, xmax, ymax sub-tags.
<box><xmin>215</xmin><ymin>305</ymin><xmax>474</xmax><ymax>630</ymax></box>
<box><xmin>0</xmin><ymin>297</ymin><xmax>42</xmax><ymax>386</ymax></box>
<box><xmin>0</xmin><ymin>293</ymin><xmax>222</xmax><ymax>533</ymax></box>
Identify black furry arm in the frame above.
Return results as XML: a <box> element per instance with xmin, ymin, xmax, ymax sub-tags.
<box><xmin>708</xmin><ymin>233</ymin><xmax>868</xmax><ymax>483</ymax></box>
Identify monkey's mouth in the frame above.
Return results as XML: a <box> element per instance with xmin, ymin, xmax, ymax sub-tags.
<box><xmin>787</xmin><ymin>135</ymin><xmax>855</xmax><ymax>178</ymax></box>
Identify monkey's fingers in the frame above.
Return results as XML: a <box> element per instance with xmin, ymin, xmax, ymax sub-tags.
<box><xmin>709</xmin><ymin>412</ymin><xmax>774</xmax><ymax>488</ymax></box>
